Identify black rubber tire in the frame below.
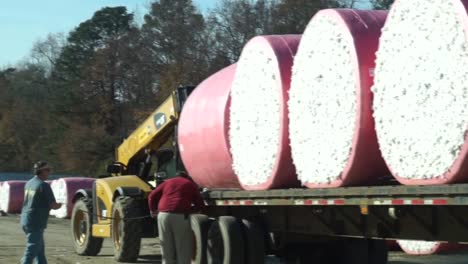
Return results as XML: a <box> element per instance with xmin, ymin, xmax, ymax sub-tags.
<box><xmin>111</xmin><ymin>196</ymin><xmax>143</xmax><ymax>262</ymax></box>
<box><xmin>191</xmin><ymin>214</ymin><xmax>214</xmax><ymax>264</ymax></box>
<box><xmin>241</xmin><ymin>219</ymin><xmax>266</xmax><ymax>264</ymax></box>
<box><xmin>368</xmin><ymin>239</ymin><xmax>388</xmax><ymax>264</ymax></box>
<box><xmin>207</xmin><ymin>216</ymin><xmax>245</xmax><ymax>264</ymax></box>
<box><xmin>71</xmin><ymin>198</ymin><xmax>103</xmax><ymax>256</ymax></box>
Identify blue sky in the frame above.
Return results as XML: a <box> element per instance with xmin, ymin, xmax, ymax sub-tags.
<box><xmin>0</xmin><ymin>0</ymin><xmax>218</xmax><ymax>66</ymax></box>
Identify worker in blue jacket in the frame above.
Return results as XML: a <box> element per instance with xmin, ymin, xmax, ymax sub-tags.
<box><xmin>20</xmin><ymin>161</ymin><xmax>62</xmax><ymax>264</ymax></box>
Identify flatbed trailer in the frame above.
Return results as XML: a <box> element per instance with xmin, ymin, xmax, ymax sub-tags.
<box><xmin>204</xmin><ymin>184</ymin><xmax>468</xmax><ymax>243</ymax></box>
<box><xmin>181</xmin><ymin>183</ymin><xmax>468</xmax><ymax>263</ymax></box>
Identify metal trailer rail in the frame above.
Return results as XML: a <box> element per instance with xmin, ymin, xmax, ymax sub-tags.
<box><xmin>204</xmin><ymin>184</ymin><xmax>468</xmax><ymax>243</ymax></box>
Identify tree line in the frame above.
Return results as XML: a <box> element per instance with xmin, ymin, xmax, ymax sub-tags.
<box><xmin>0</xmin><ymin>0</ymin><xmax>393</xmax><ymax>175</ymax></box>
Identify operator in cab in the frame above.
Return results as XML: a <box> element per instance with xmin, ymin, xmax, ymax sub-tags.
<box><xmin>20</xmin><ymin>161</ymin><xmax>62</xmax><ymax>264</ymax></box>
<box><xmin>148</xmin><ymin>171</ymin><xmax>205</xmax><ymax>264</ymax></box>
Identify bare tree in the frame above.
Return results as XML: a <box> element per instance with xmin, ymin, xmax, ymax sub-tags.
<box><xmin>30</xmin><ymin>33</ymin><xmax>66</xmax><ymax>74</ymax></box>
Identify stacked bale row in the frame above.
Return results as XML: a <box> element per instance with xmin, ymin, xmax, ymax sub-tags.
<box><xmin>0</xmin><ymin>178</ymin><xmax>94</xmax><ymax>217</ymax></box>
<box><xmin>50</xmin><ymin>177</ymin><xmax>95</xmax><ymax>219</ymax></box>
<box><xmin>181</xmin><ymin>1</ymin><xmax>468</xmax><ymax>190</ymax></box>
<box><xmin>185</xmin><ymin>10</ymin><xmax>390</xmax><ymax>190</ymax></box>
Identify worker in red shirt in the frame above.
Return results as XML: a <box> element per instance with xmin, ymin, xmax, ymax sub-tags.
<box><xmin>148</xmin><ymin>171</ymin><xmax>205</xmax><ymax>264</ymax></box>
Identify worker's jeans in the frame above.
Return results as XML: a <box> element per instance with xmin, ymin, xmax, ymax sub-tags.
<box><xmin>158</xmin><ymin>212</ymin><xmax>193</xmax><ymax>264</ymax></box>
<box><xmin>21</xmin><ymin>227</ymin><xmax>47</xmax><ymax>264</ymax></box>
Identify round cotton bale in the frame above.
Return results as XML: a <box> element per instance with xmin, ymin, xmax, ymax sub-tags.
<box><xmin>373</xmin><ymin>0</ymin><xmax>468</xmax><ymax>185</ymax></box>
<box><xmin>289</xmin><ymin>9</ymin><xmax>389</xmax><ymax>188</ymax></box>
<box><xmin>229</xmin><ymin>35</ymin><xmax>301</xmax><ymax>190</ymax></box>
<box><xmin>50</xmin><ymin>177</ymin><xmax>95</xmax><ymax>219</ymax></box>
<box><xmin>178</xmin><ymin>64</ymin><xmax>240</xmax><ymax>188</ymax></box>
<box><xmin>397</xmin><ymin>240</ymin><xmax>467</xmax><ymax>255</ymax></box>
<box><xmin>0</xmin><ymin>181</ymin><xmax>26</xmax><ymax>214</ymax></box>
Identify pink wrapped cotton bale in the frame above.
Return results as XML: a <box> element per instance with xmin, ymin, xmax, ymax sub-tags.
<box><xmin>387</xmin><ymin>240</ymin><xmax>400</xmax><ymax>251</ymax></box>
<box><xmin>289</xmin><ymin>9</ymin><xmax>389</xmax><ymax>188</ymax></box>
<box><xmin>397</xmin><ymin>240</ymin><xmax>468</xmax><ymax>256</ymax></box>
<box><xmin>229</xmin><ymin>35</ymin><xmax>301</xmax><ymax>190</ymax></box>
<box><xmin>373</xmin><ymin>0</ymin><xmax>468</xmax><ymax>185</ymax></box>
<box><xmin>50</xmin><ymin>177</ymin><xmax>95</xmax><ymax>218</ymax></box>
<box><xmin>0</xmin><ymin>181</ymin><xmax>26</xmax><ymax>214</ymax></box>
<box><xmin>178</xmin><ymin>64</ymin><xmax>240</xmax><ymax>188</ymax></box>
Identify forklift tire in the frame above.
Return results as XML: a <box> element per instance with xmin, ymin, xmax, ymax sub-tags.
<box><xmin>71</xmin><ymin>198</ymin><xmax>103</xmax><ymax>256</ymax></box>
<box><xmin>207</xmin><ymin>216</ymin><xmax>245</xmax><ymax>264</ymax></box>
<box><xmin>368</xmin><ymin>239</ymin><xmax>388</xmax><ymax>264</ymax></box>
<box><xmin>191</xmin><ymin>214</ymin><xmax>214</xmax><ymax>264</ymax></box>
<box><xmin>241</xmin><ymin>219</ymin><xmax>266</xmax><ymax>264</ymax></box>
<box><xmin>111</xmin><ymin>196</ymin><xmax>143</xmax><ymax>262</ymax></box>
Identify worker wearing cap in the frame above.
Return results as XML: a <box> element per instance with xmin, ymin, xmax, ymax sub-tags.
<box><xmin>20</xmin><ymin>161</ymin><xmax>62</xmax><ymax>264</ymax></box>
<box><xmin>148</xmin><ymin>171</ymin><xmax>205</xmax><ymax>264</ymax></box>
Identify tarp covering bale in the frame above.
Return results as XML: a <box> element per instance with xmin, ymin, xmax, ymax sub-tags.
<box><xmin>289</xmin><ymin>9</ymin><xmax>389</xmax><ymax>188</ymax></box>
<box><xmin>178</xmin><ymin>64</ymin><xmax>240</xmax><ymax>188</ymax></box>
<box><xmin>373</xmin><ymin>0</ymin><xmax>468</xmax><ymax>185</ymax></box>
<box><xmin>50</xmin><ymin>177</ymin><xmax>95</xmax><ymax>219</ymax></box>
<box><xmin>397</xmin><ymin>240</ymin><xmax>467</xmax><ymax>255</ymax></box>
<box><xmin>0</xmin><ymin>181</ymin><xmax>26</xmax><ymax>214</ymax></box>
<box><xmin>229</xmin><ymin>35</ymin><xmax>301</xmax><ymax>190</ymax></box>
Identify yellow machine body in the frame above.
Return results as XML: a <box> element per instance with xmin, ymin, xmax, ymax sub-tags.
<box><xmin>91</xmin><ymin>175</ymin><xmax>152</xmax><ymax>238</ymax></box>
<box><xmin>116</xmin><ymin>94</ymin><xmax>179</xmax><ymax>167</ymax></box>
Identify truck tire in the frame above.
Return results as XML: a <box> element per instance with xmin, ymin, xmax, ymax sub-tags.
<box><xmin>191</xmin><ymin>214</ymin><xmax>214</xmax><ymax>264</ymax></box>
<box><xmin>71</xmin><ymin>198</ymin><xmax>103</xmax><ymax>256</ymax></box>
<box><xmin>111</xmin><ymin>196</ymin><xmax>142</xmax><ymax>262</ymax></box>
<box><xmin>241</xmin><ymin>219</ymin><xmax>266</xmax><ymax>264</ymax></box>
<box><xmin>368</xmin><ymin>239</ymin><xmax>388</xmax><ymax>264</ymax></box>
<box><xmin>207</xmin><ymin>216</ymin><xmax>245</xmax><ymax>264</ymax></box>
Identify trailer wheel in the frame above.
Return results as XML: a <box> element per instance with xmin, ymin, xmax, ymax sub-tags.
<box><xmin>111</xmin><ymin>196</ymin><xmax>142</xmax><ymax>262</ymax></box>
<box><xmin>368</xmin><ymin>239</ymin><xmax>388</xmax><ymax>264</ymax></box>
<box><xmin>191</xmin><ymin>214</ymin><xmax>214</xmax><ymax>264</ymax></box>
<box><xmin>207</xmin><ymin>216</ymin><xmax>245</xmax><ymax>264</ymax></box>
<box><xmin>71</xmin><ymin>198</ymin><xmax>103</xmax><ymax>256</ymax></box>
<box><xmin>241</xmin><ymin>219</ymin><xmax>266</xmax><ymax>264</ymax></box>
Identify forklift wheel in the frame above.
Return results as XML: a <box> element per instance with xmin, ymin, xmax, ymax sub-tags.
<box><xmin>71</xmin><ymin>198</ymin><xmax>103</xmax><ymax>256</ymax></box>
<box><xmin>111</xmin><ymin>196</ymin><xmax>143</xmax><ymax>262</ymax></box>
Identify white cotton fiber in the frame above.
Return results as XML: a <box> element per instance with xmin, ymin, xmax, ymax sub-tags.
<box><xmin>50</xmin><ymin>179</ymin><xmax>68</xmax><ymax>218</ymax></box>
<box><xmin>0</xmin><ymin>183</ymin><xmax>7</xmax><ymax>211</ymax></box>
<box><xmin>373</xmin><ymin>0</ymin><xmax>468</xmax><ymax>180</ymax></box>
<box><xmin>397</xmin><ymin>240</ymin><xmax>441</xmax><ymax>255</ymax></box>
<box><xmin>289</xmin><ymin>15</ymin><xmax>356</xmax><ymax>185</ymax></box>
<box><xmin>229</xmin><ymin>43</ymin><xmax>281</xmax><ymax>186</ymax></box>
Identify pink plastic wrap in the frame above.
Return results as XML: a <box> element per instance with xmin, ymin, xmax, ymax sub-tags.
<box><xmin>50</xmin><ymin>177</ymin><xmax>95</xmax><ymax>218</ymax></box>
<box><xmin>297</xmin><ymin>9</ymin><xmax>389</xmax><ymax>188</ymax></box>
<box><xmin>178</xmin><ymin>64</ymin><xmax>240</xmax><ymax>188</ymax></box>
<box><xmin>233</xmin><ymin>35</ymin><xmax>301</xmax><ymax>190</ymax></box>
<box><xmin>0</xmin><ymin>181</ymin><xmax>26</xmax><ymax>214</ymax></box>
<box><xmin>387</xmin><ymin>240</ymin><xmax>400</xmax><ymax>251</ymax></box>
<box><xmin>397</xmin><ymin>240</ymin><xmax>468</xmax><ymax>255</ymax></box>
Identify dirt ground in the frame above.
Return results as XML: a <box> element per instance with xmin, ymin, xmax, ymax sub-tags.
<box><xmin>1</xmin><ymin>215</ymin><xmax>468</xmax><ymax>264</ymax></box>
